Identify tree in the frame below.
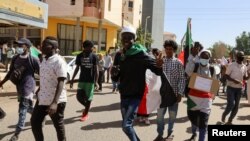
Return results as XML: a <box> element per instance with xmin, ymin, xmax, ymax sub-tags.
<box><xmin>208</xmin><ymin>41</ymin><xmax>233</xmax><ymax>59</ymax></box>
<box><xmin>135</xmin><ymin>24</ymin><xmax>153</xmax><ymax>50</ymax></box>
<box><xmin>235</xmin><ymin>31</ymin><xmax>250</xmax><ymax>55</ymax></box>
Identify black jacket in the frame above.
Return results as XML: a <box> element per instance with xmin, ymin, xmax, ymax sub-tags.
<box><xmin>119</xmin><ymin>52</ymin><xmax>162</xmax><ymax>99</ymax></box>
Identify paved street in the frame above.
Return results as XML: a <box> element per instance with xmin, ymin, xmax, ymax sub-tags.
<box><xmin>1</xmin><ymin>72</ymin><xmax>250</xmax><ymax>141</ymax></box>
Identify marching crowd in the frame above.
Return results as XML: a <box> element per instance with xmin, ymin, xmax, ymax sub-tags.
<box><xmin>1</xmin><ymin>26</ymin><xmax>250</xmax><ymax>141</ymax></box>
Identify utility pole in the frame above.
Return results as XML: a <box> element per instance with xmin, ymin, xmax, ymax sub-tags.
<box><xmin>97</xmin><ymin>0</ymin><xmax>102</xmax><ymax>52</ymax></box>
<box><xmin>75</xmin><ymin>17</ymin><xmax>80</xmax><ymax>52</ymax></box>
<box><xmin>143</xmin><ymin>16</ymin><xmax>150</xmax><ymax>47</ymax></box>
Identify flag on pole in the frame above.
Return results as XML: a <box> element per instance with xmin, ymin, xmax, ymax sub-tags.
<box><xmin>184</xmin><ymin>18</ymin><xmax>193</xmax><ymax>67</ymax></box>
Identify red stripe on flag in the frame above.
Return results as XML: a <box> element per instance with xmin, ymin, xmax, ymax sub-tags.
<box><xmin>178</xmin><ymin>51</ymin><xmax>185</xmax><ymax>65</ymax></box>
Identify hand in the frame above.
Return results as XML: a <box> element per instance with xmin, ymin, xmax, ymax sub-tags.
<box><xmin>176</xmin><ymin>94</ymin><xmax>182</xmax><ymax>103</ymax></box>
<box><xmin>47</xmin><ymin>102</ymin><xmax>58</xmax><ymax>115</ymax></box>
<box><xmin>156</xmin><ymin>52</ymin><xmax>163</xmax><ymax>68</ymax></box>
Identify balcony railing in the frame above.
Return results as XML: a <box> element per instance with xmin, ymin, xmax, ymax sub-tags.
<box><xmin>83</xmin><ymin>2</ymin><xmax>99</xmax><ymax>18</ymax></box>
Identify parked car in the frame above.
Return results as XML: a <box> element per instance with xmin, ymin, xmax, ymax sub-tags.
<box><xmin>63</xmin><ymin>56</ymin><xmax>80</xmax><ymax>82</ymax></box>
<box><xmin>35</xmin><ymin>56</ymin><xmax>80</xmax><ymax>85</ymax></box>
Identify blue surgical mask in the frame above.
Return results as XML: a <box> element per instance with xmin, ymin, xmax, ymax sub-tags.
<box><xmin>200</xmin><ymin>58</ymin><xmax>209</xmax><ymax>66</ymax></box>
<box><xmin>16</xmin><ymin>47</ymin><xmax>24</xmax><ymax>54</ymax></box>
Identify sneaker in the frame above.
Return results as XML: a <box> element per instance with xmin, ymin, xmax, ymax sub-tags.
<box><xmin>153</xmin><ymin>135</ymin><xmax>163</xmax><ymax>141</ymax></box>
<box><xmin>9</xmin><ymin>134</ymin><xmax>18</xmax><ymax>141</ymax></box>
<box><xmin>144</xmin><ymin>118</ymin><xmax>150</xmax><ymax>125</ymax></box>
<box><xmin>80</xmin><ymin>114</ymin><xmax>89</xmax><ymax>122</ymax></box>
<box><xmin>188</xmin><ymin>134</ymin><xmax>197</xmax><ymax>141</ymax></box>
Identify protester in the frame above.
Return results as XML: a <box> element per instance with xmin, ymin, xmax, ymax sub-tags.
<box><xmin>154</xmin><ymin>40</ymin><xmax>185</xmax><ymax>141</ymax></box>
<box><xmin>97</xmin><ymin>53</ymin><xmax>105</xmax><ymax>91</ymax></box>
<box><xmin>103</xmin><ymin>51</ymin><xmax>113</xmax><ymax>83</ymax></box>
<box><xmin>31</xmin><ymin>36</ymin><xmax>67</xmax><ymax>141</ymax></box>
<box><xmin>70</xmin><ymin>40</ymin><xmax>98</xmax><ymax>121</ymax></box>
<box><xmin>187</xmin><ymin>49</ymin><xmax>216</xmax><ymax>141</ymax></box>
<box><xmin>115</xmin><ymin>26</ymin><xmax>163</xmax><ymax>141</ymax></box>
<box><xmin>221</xmin><ymin>51</ymin><xmax>249</xmax><ymax>125</ymax></box>
<box><xmin>111</xmin><ymin>49</ymin><xmax>122</xmax><ymax>93</ymax></box>
<box><xmin>0</xmin><ymin>38</ymin><xmax>40</xmax><ymax>141</ymax></box>
<box><xmin>5</xmin><ymin>42</ymin><xmax>15</xmax><ymax>72</ymax></box>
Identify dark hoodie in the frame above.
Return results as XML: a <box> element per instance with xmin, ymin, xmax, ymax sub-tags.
<box><xmin>119</xmin><ymin>44</ymin><xmax>162</xmax><ymax>99</ymax></box>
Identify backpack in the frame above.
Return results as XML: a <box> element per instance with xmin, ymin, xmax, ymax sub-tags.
<box><xmin>9</xmin><ymin>54</ymin><xmax>36</xmax><ymax>85</ymax></box>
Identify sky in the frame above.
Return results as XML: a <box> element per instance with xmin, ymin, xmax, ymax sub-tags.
<box><xmin>164</xmin><ymin>0</ymin><xmax>250</xmax><ymax>48</ymax></box>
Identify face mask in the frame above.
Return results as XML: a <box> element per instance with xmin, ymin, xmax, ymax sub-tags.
<box><xmin>16</xmin><ymin>47</ymin><xmax>24</xmax><ymax>54</ymax></box>
<box><xmin>200</xmin><ymin>58</ymin><xmax>209</xmax><ymax>66</ymax></box>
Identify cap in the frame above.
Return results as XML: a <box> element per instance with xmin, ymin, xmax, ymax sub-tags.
<box><xmin>198</xmin><ymin>49</ymin><xmax>212</xmax><ymax>57</ymax></box>
<box><xmin>15</xmin><ymin>38</ymin><xmax>32</xmax><ymax>47</ymax></box>
<box><xmin>120</xmin><ymin>26</ymin><xmax>136</xmax><ymax>39</ymax></box>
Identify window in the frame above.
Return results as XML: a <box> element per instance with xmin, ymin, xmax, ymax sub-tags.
<box><xmin>108</xmin><ymin>0</ymin><xmax>111</xmax><ymax>11</ymax></box>
<box><xmin>71</xmin><ymin>0</ymin><xmax>75</xmax><ymax>5</ymax></box>
<box><xmin>86</xmin><ymin>27</ymin><xmax>107</xmax><ymax>51</ymax></box>
<box><xmin>128</xmin><ymin>1</ymin><xmax>133</xmax><ymax>8</ymax></box>
<box><xmin>128</xmin><ymin>1</ymin><xmax>133</xmax><ymax>11</ymax></box>
<box><xmin>57</xmin><ymin>24</ymin><xmax>83</xmax><ymax>55</ymax></box>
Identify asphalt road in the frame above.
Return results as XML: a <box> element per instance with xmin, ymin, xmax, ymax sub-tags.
<box><xmin>1</xmin><ymin>72</ymin><xmax>250</xmax><ymax>141</ymax></box>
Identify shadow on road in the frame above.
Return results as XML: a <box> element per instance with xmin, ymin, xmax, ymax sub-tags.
<box><xmin>0</xmin><ymin>128</ymin><xmax>30</xmax><ymax>140</ymax></box>
<box><xmin>76</xmin><ymin>103</ymin><xmax>120</xmax><ymax>113</ymax></box>
<box><xmin>81</xmin><ymin>120</ymin><xmax>122</xmax><ymax>130</ymax></box>
<box><xmin>237</xmin><ymin>115</ymin><xmax>250</xmax><ymax>121</ymax></box>
<box><xmin>0</xmin><ymin>92</ymin><xmax>17</xmax><ymax>97</ymax></box>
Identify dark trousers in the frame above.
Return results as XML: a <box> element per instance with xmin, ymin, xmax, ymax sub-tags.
<box><xmin>98</xmin><ymin>70</ymin><xmax>104</xmax><ymax>90</ymax></box>
<box><xmin>222</xmin><ymin>86</ymin><xmax>242</xmax><ymax>122</ymax></box>
<box><xmin>31</xmin><ymin>102</ymin><xmax>66</xmax><ymax>141</ymax></box>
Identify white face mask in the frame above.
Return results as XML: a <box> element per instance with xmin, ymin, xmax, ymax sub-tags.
<box><xmin>200</xmin><ymin>58</ymin><xmax>209</xmax><ymax>66</ymax></box>
<box><xmin>16</xmin><ymin>47</ymin><xmax>24</xmax><ymax>54</ymax></box>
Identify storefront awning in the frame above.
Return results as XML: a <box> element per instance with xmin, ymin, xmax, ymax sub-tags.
<box><xmin>0</xmin><ymin>0</ymin><xmax>48</xmax><ymax>28</ymax></box>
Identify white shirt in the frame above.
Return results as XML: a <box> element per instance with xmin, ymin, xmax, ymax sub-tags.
<box><xmin>185</xmin><ymin>54</ymin><xmax>199</xmax><ymax>77</ymax></box>
<box><xmin>104</xmin><ymin>55</ymin><xmax>112</xmax><ymax>68</ymax></box>
<box><xmin>38</xmin><ymin>54</ymin><xmax>67</xmax><ymax>105</ymax></box>
<box><xmin>226</xmin><ymin>62</ymin><xmax>247</xmax><ymax>88</ymax></box>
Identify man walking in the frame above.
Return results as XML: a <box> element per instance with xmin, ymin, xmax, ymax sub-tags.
<box><xmin>70</xmin><ymin>40</ymin><xmax>98</xmax><ymax>122</ymax></box>
<box><xmin>103</xmin><ymin>51</ymin><xmax>112</xmax><ymax>83</ymax></box>
<box><xmin>31</xmin><ymin>36</ymin><xmax>67</xmax><ymax>141</ymax></box>
<box><xmin>154</xmin><ymin>40</ymin><xmax>185</xmax><ymax>141</ymax></box>
<box><xmin>0</xmin><ymin>38</ymin><xmax>40</xmax><ymax>141</ymax></box>
<box><xmin>221</xmin><ymin>51</ymin><xmax>249</xmax><ymax>125</ymax></box>
<box><xmin>117</xmin><ymin>26</ymin><xmax>163</xmax><ymax>141</ymax></box>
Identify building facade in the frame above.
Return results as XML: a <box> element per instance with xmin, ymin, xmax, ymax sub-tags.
<box><xmin>0</xmin><ymin>0</ymin><xmax>48</xmax><ymax>46</ymax></box>
<box><xmin>142</xmin><ymin>0</ymin><xmax>165</xmax><ymax>49</ymax></box>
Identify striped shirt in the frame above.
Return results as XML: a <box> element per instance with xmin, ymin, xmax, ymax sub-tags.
<box><xmin>163</xmin><ymin>57</ymin><xmax>186</xmax><ymax>95</ymax></box>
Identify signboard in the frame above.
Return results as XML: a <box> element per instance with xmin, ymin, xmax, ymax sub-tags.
<box><xmin>0</xmin><ymin>0</ymin><xmax>48</xmax><ymax>28</ymax></box>
<box><xmin>188</xmin><ymin>73</ymin><xmax>220</xmax><ymax>94</ymax></box>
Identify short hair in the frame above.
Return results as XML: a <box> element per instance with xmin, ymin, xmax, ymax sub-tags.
<box><xmin>82</xmin><ymin>40</ymin><xmax>94</xmax><ymax>48</ymax></box>
<box><xmin>194</xmin><ymin>41</ymin><xmax>204</xmax><ymax>51</ymax></box>
<box><xmin>163</xmin><ymin>40</ymin><xmax>178</xmax><ymax>51</ymax></box>
<box><xmin>152</xmin><ymin>48</ymin><xmax>159</xmax><ymax>54</ymax></box>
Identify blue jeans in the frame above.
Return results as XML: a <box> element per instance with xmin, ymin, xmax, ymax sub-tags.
<box><xmin>112</xmin><ymin>81</ymin><xmax>119</xmax><ymax>90</ymax></box>
<box><xmin>191</xmin><ymin>124</ymin><xmax>206</xmax><ymax>141</ymax></box>
<box><xmin>222</xmin><ymin>86</ymin><xmax>242</xmax><ymax>122</ymax></box>
<box><xmin>120</xmin><ymin>98</ymin><xmax>141</xmax><ymax>141</ymax></box>
<box><xmin>156</xmin><ymin>103</ymin><xmax>178</xmax><ymax>136</ymax></box>
<box><xmin>16</xmin><ymin>98</ymin><xmax>33</xmax><ymax>134</ymax></box>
